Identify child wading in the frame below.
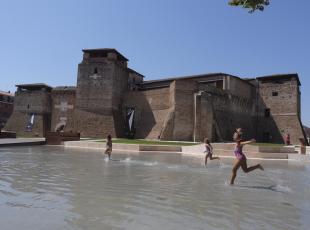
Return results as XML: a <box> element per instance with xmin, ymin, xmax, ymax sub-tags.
<box><xmin>204</xmin><ymin>138</ymin><xmax>219</xmax><ymax>165</ymax></box>
<box><xmin>105</xmin><ymin>135</ymin><xmax>112</xmax><ymax>160</ymax></box>
<box><xmin>230</xmin><ymin>138</ymin><xmax>264</xmax><ymax>185</ymax></box>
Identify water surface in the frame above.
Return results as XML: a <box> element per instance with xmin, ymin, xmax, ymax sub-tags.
<box><xmin>0</xmin><ymin>146</ymin><xmax>309</xmax><ymax>230</ymax></box>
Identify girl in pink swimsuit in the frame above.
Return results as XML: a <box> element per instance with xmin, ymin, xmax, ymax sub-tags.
<box><xmin>230</xmin><ymin>138</ymin><xmax>264</xmax><ymax>185</ymax></box>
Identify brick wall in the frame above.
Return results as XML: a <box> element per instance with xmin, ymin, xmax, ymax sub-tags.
<box><xmin>194</xmin><ymin>85</ymin><xmax>256</xmax><ymax>142</ymax></box>
<box><xmin>5</xmin><ymin>111</ymin><xmax>45</xmax><ymax>137</ymax></box>
<box><xmin>73</xmin><ymin>109</ymin><xmax>116</xmax><ymax>137</ymax></box>
<box><xmin>75</xmin><ymin>55</ymin><xmax>129</xmax><ymax>137</ymax></box>
<box><xmin>51</xmin><ymin>88</ymin><xmax>76</xmax><ymax>132</ymax></box>
<box><xmin>76</xmin><ymin>60</ymin><xmax>114</xmax><ymax>112</ymax></box>
<box><xmin>123</xmin><ymin>87</ymin><xmax>171</xmax><ymax>139</ymax></box>
<box><xmin>170</xmin><ymin>80</ymin><xmax>196</xmax><ymax>141</ymax></box>
<box><xmin>258</xmin><ymin>77</ymin><xmax>306</xmax><ymax>144</ymax></box>
<box><xmin>0</xmin><ymin>102</ymin><xmax>13</xmax><ymax>129</ymax></box>
<box><xmin>5</xmin><ymin>89</ymin><xmax>51</xmax><ymax>137</ymax></box>
<box><xmin>13</xmin><ymin>90</ymin><xmax>51</xmax><ymax>114</ymax></box>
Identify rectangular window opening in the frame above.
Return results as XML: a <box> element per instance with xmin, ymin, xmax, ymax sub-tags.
<box><xmin>272</xmin><ymin>92</ymin><xmax>278</xmax><ymax>96</ymax></box>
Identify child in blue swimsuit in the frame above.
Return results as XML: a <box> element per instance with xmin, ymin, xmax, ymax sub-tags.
<box><xmin>230</xmin><ymin>138</ymin><xmax>264</xmax><ymax>185</ymax></box>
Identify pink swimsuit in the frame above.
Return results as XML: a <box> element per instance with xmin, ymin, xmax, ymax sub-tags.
<box><xmin>234</xmin><ymin>145</ymin><xmax>246</xmax><ymax>160</ymax></box>
<box><xmin>205</xmin><ymin>145</ymin><xmax>212</xmax><ymax>155</ymax></box>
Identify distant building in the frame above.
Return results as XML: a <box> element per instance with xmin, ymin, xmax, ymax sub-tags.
<box><xmin>4</xmin><ymin>48</ymin><xmax>308</xmax><ymax>144</ymax></box>
<box><xmin>0</xmin><ymin>91</ymin><xmax>14</xmax><ymax>130</ymax></box>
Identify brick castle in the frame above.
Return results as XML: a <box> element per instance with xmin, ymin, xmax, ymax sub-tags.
<box><xmin>5</xmin><ymin>48</ymin><xmax>307</xmax><ymax>144</ymax></box>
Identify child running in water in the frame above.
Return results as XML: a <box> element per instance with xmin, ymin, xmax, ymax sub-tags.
<box><xmin>230</xmin><ymin>138</ymin><xmax>264</xmax><ymax>185</ymax></box>
<box><xmin>105</xmin><ymin>135</ymin><xmax>112</xmax><ymax>160</ymax></box>
<box><xmin>204</xmin><ymin>138</ymin><xmax>219</xmax><ymax>165</ymax></box>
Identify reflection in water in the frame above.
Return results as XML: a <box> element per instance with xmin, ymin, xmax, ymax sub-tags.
<box><xmin>0</xmin><ymin>146</ymin><xmax>309</xmax><ymax>230</ymax></box>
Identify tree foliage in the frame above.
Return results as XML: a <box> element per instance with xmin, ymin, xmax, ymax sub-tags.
<box><xmin>229</xmin><ymin>0</ymin><xmax>270</xmax><ymax>13</ymax></box>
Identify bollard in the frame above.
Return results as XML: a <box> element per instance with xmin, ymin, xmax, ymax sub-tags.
<box><xmin>299</xmin><ymin>138</ymin><xmax>306</xmax><ymax>155</ymax></box>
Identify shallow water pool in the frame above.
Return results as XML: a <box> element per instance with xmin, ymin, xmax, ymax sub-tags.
<box><xmin>0</xmin><ymin>146</ymin><xmax>309</xmax><ymax>230</ymax></box>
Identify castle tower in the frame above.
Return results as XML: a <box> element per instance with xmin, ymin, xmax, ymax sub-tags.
<box><xmin>257</xmin><ymin>74</ymin><xmax>307</xmax><ymax>144</ymax></box>
<box><xmin>74</xmin><ymin>49</ymin><xmax>129</xmax><ymax>137</ymax></box>
<box><xmin>5</xmin><ymin>84</ymin><xmax>52</xmax><ymax>137</ymax></box>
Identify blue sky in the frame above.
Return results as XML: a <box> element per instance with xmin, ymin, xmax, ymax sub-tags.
<box><xmin>0</xmin><ymin>0</ymin><xmax>309</xmax><ymax>126</ymax></box>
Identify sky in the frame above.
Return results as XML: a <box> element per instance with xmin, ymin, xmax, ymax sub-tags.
<box><xmin>0</xmin><ymin>0</ymin><xmax>309</xmax><ymax>126</ymax></box>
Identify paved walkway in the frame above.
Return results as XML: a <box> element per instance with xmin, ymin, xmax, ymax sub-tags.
<box><xmin>0</xmin><ymin>138</ymin><xmax>45</xmax><ymax>147</ymax></box>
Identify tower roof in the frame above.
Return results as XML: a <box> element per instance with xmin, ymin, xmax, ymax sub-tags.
<box><xmin>257</xmin><ymin>73</ymin><xmax>301</xmax><ymax>86</ymax></box>
<box><xmin>82</xmin><ymin>48</ymin><xmax>128</xmax><ymax>61</ymax></box>
<box><xmin>16</xmin><ymin>83</ymin><xmax>53</xmax><ymax>91</ymax></box>
<box><xmin>127</xmin><ymin>68</ymin><xmax>145</xmax><ymax>77</ymax></box>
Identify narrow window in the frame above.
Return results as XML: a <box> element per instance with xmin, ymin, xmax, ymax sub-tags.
<box><xmin>94</xmin><ymin>67</ymin><xmax>98</xmax><ymax>74</ymax></box>
<box><xmin>272</xmin><ymin>92</ymin><xmax>278</xmax><ymax>96</ymax></box>
<box><xmin>265</xmin><ymin>108</ymin><xmax>270</xmax><ymax>117</ymax></box>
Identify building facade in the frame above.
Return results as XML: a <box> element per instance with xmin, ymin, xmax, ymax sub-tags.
<box><xmin>5</xmin><ymin>48</ymin><xmax>307</xmax><ymax>144</ymax></box>
<box><xmin>0</xmin><ymin>91</ymin><xmax>14</xmax><ymax>130</ymax></box>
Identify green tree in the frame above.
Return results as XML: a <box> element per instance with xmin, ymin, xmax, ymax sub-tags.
<box><xmin>229</xmin><ymin>0</ymin><xmax>270</xmax><ymax>13</ymax></box>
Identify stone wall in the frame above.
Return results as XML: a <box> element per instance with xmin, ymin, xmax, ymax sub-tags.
<box><xmin>0</xmin><ymin>101</ymin><xmax>13</xmax><ymax>129</ymax></box>
<box><xmin>170</xmin><ymin>80</ymin><xmax>196</xmax><ymax>141</ymax></box>
<box><xmin>74</xmin><ymin>53</ymin><xmax>129</xmax><ymax>137</ymax></box>
<box><xmin>137</xmin><ymin>76</ymin><xmax>257</xmax><ymax>142</ymax></box>
<box><xmin>13</xmin><ymin>90</ymin><xmax>51</xmax><ymax>114</ymax></box>
<box><xmin>5</xmin><ymin>89</ymin><xmax>51</xmax><ymax>137</ymax></box>
<box><xmin>111</xmin><ymin>62</ymin><xmax>129</xmax><ymax>136</ymax></box>
<box><xmin>224</xmin><ymin>76</ymin><xmax>254</xmax><ymax>98</ymax></box>
<box><xmin>195</xmin><ymin>85</ymin><xmax>256</xmax><ymax>142</ymax></box>
<box><xmin>5</xmin><ymin>111</ymin><xmax>46</xmax><ymax>137</ymax></box>
<box><xmin>73</xmin><ymin>109</ymin><xmax>116</xmax><ymax>137</ymax></box>
<box><xmin>123</xmin><ymin>87</ymin><xmax>171</xmax><ymax>139</ymax></box>
<box><xmin>258</xmin><ymin>77</ymin><xmax>306</xmax><ymax>144</ymax></box>
<box><xmin>76</xmin><ymin>59</ymin><xmax>114</xmax><ymax>112</ymax></box>
<box><xmin>259</xmin><ymin>78</ymin><xmax>299</xmax><ymax>114</ymax></box>
<box><xmin>51</xmin><ymin>87</ymin><xmax>76</xmax><ymax>132</ymax></box>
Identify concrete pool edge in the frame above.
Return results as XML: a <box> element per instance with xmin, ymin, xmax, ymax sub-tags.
<box><xmin>0</xmin><ymin>138</ymin><xmax>46</xmax><ymax>147</ymax></box>
<box><xmin>63</xmin><ymin>141</ymin><xmax>310</xmax><ymax>161</ymax></box>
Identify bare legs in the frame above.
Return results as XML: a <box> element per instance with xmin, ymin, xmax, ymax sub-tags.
<box><xmin>205</xmin><ymin>154</ymin><xmax>220</xmax><ymax>165</ymax></box>
<box><xmin>105</xmin><ymin>149</ymin><xmax>112</xmax><ymax>160</ymax></box>
<box><xmin>230</xmin><ymin>159</ymin><xmax>241</xmax><ymax>185</ymax></box>
<box><xmin>230</xmin><ymin>159</ymin><xmax>264</xmax><ymax>185</ymax></box>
